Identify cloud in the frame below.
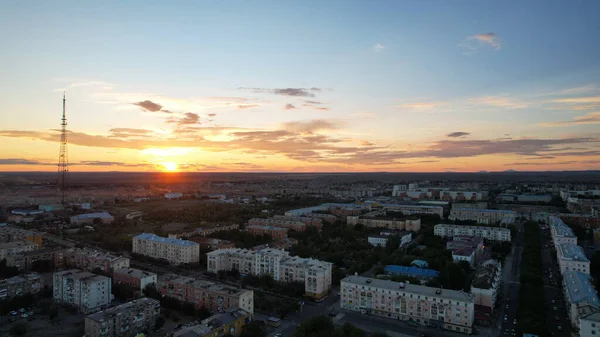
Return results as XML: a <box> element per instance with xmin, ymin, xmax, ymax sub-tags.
<box><xmin>504</xmin><ymin>160</ymin><xmax>600</xmax><ymax>166</ymax></box>
<box><xmin>459</xmin><ymin>33</ymin><xmax>501</xmax><ymax>54</ymax></box>
<box><xmin>284</xmin><ymin>104</ymin><xmax>297</xmax><ymax>110</ymax></box>
<box><xmin>394</xmin><ymin>101</ymin><xmax>447</xmax><ymax>110</ymax></box>
<box><xmin>468</xmin><ymin>96</ymin><xmax>528</xmax><ymax>109</ymax></box>
<box><xmin>446</xmin><ymin>132</ymin><xmax>470</xmax><ymax>138</ymax></box>
<box><xmin>109</xmin><ymin>128</ymin><xmax>154</xmax><ymax>138</ymax></box>
<box><xmin>239</xmin><ymin>87</ymin><xmax>322</xmax><ymax>97</ymax></box>
<box><xmin>0</xmin><ymin>158</ymin><xmax>53</xmax><ymax>165</ymax></box>
<box><xmin>305</xmin><ymin>100</ymin><xmax>324</xmax><ymax>105</ymax></box>
<box><xmin>539</xmin><ymin>112</ymin><xmax>600</xmax><ymax>127</ymax></box>
<box><xmin>545</xmin><ymin>96</ymin><xmax>600</xmax><ymax>111</ymax></box>
<box><xmin>132</xmin><ymin>100</ymin><xmax>163</xmax><ymax>112</ymax></box>
<box><xmin>281</xmin><ymin>119</ymin><xmax>341</xmax><ymax>133</ymax></box>
<box><xmin>360</xmin><ymin>141</ymin><xmax>375</xmax><ymax>146</ymax></box>
<box><xmin>208</xmin><ymin>113</ymin><xmax>217</xmax><ymax>117</ymax></box>
<box><xmin>237</xmin><ymin>104</ymin><xmax>260</xmax><ymax>110</ymax></box>
<box><xmin>373</xmin><ymin>44</ymin><xmax>385</xmax><ymax>52</ymax></box>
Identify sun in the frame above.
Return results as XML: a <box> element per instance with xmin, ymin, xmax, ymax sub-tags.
<box><xmin>162</xmin><ymin>162</ymin><xmax>178</xmax><ymax>172</ymax></box>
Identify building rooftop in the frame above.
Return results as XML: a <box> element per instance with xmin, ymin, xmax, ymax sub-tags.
<box><xmin>54</xmin><ymin>269</ymin><xmax>109</xmax><ymax>283</ymax></box>
<box><xmin>70</xmin><ymin>212</ymin><xmax>113</xmax><ymax>220</ymax></box>
<box><xmin>172</xmin><ymin>309</ymin><xmax>250</xmax><ymax>337</ymax></box>
<box><xmin>558</xmin><ymin>243</ymin><xmax>589</xmax><ymax>262</ymax></box>
<box><xmin>451</xmin><ymin>208</ymin><xmax>517</xmax><ymax>214</ymax></box>
<box><xmin>452</xmin><ymin>247</ymin><xmax>475</xmax><ymax>257</ymax></box>
<box><xmin>562</xmin><ymin>271</ymin><xmax>600</xmax><ymax>307</ymax></box>
<box><xmin>380</xmin><ymin>204</ymin><xmax>443</xmax><ymax>210</ymax></box>
<box><xmin>0</xmin><ymin>225</ymin><xmax>39</xmax><ymax>237</ymax></box>
<box><xmin>472</xmin><ymin>260</ymin><xmax>500</xmax><ymax>289</ymax></box>
<box><xmin>114</xmin><ymin>267</ymin><xmax>157</xmax><ymax>279</ymax></box>
<box><xmin>86</xmin><ymin>298</ymin><xmax>159</xmax><ymax>322</ymax></box>
<box><xmin>0</xmin><ymin>273</ymin><xmax>42</xmax><ymax>285</ymax></box>
<box><xmin>384</xmin><ymin>265</ymin><xmax>440</xmax><ymax>278</ymax></box>
<box><xmin>134</xmin><ymin>233</ymin><xmax>199</xmax><ymax>247</ymax></box>
<box><xmin>246</xmin><ymin>224</ymin><xmax>288</xmax><ymax>232</ymax></box>
<box><xmin>435</xmin><ymin>224</ymin><xmax>510</xmax><ymax>232</ymax></box>
<box><xmin>158</xmin><ymin>274</ymin><xmax>248</xmax><ymax>296</ymax></box>
<box><xmin>0</xmin><ymin>240</ymin><xmax>38</xmax><ymax>249</ymax></box>
<box><xmin>342</xmin><ymin>275</ymin><xmax>472</xmax><ymax>302</ymax></box>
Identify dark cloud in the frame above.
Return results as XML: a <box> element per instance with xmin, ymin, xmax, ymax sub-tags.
<box><xmin>447</xmin><ymin>132</ymin><xmax>470</xmax><ymax>138</ymax></box>
<box><xmin>0</xmin><ymin>158</ymin><xmax>52</xmax><ymax>165</ymax></box>
<box><xmin>305</xmin><ymin>100</ymin><xmax>324</xmax><ymax>105</ymax></box>
<box><xmin>285</xmin><ymin>104</ymin><xmax>297</xmax><ymax>110</ymax></box>
<box><xmin>132</xmin><ymin>100</ymin><xmax>163</xmax><ymax>112</ymax></box>
<box><xmin>302</xmin><ymin>104</ymin><xmax>330</xmax><ymax>111</ymax></box>
<box><xmin>75</xmin><ymin>161</ymin><xmax>151</xmax><ymax>167</ymax></box>
<box><xmin>239</xmin><ymin>87</ymin><xmax>322</xmax><ymax>97</ymax></box>
<box><xmin>179</xmin><ymin>113</ymin><xmax>200</xmax><ymax>125</ymax></box>
<box><xmin>415</xmin><ymin>160</ymin><xmax>440</xmax><ymax>163</ymax></box>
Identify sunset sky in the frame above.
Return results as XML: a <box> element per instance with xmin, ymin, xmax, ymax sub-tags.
<box><xmin>1</xmin><ymin>0</ymin><xmax>600</xmax><ymax>172</ymax></box>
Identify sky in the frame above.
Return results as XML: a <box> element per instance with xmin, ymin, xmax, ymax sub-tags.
<box><xmin>1</xmin><ymin>0</ymin><xmax>600</xmax><ymax>173</ymax></box>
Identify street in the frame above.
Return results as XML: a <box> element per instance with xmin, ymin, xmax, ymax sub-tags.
<box><xmin>497</xmin><ymin>222</ymin><xmax>524</xmax><ymax>337</ymax></box>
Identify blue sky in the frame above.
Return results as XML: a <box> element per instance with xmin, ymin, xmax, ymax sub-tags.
<box><xmin>1</xmin><ymin>0</ymin><xmax>599</xmax><ymax>172</ymax></box>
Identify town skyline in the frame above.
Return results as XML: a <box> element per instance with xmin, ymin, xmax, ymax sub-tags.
<box><xmin>1</xmin><ymin>1</ymin><xmax>600</xmax><ymax>173</ymax></box>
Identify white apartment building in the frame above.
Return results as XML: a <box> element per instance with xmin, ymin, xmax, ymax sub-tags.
<box><xmin>470</xmin><ymin>260</ymin><xmax>502</xmax><ymax>312</ymax></box>
<box><xmin>85</xmin><ymin>298</ymin><xmax>160</xmax><ymax>337</ymax></box>
<box><xmin>452</xmin><ymin>248</ymin><xmax>475</xmax><ymax>266</ymax></box>
<box><xmin>392</xmin><ymin>185</ymin><xmax>408</xmax><ymax>196</ymax></box>
<box><xmin>549</xmin><ymin>216</ymin><xmax>578</xmax><ymax>246</ymax></box>
<box><xmin>562</xmin><ymin>271</ymin><xmax>600</xmax><ymax>329</ymax></box>
<box><xmin>341</xmin><ymin>275</ymin><xmax>475</xmax><ymax>334</ymax></box>
<box><xmin>434</xmin><ymin>224</ymin><xmax>511</xmax><ymax>242</ymax></box>
<box><xmin>53</xmin><ymin>269</ymin><xmax>112</xmax><ymax>313</ymax></box>
<box><xmin>580</xmin><ymin>311</ymin><xmax>600</xmax><ymax>337</ymax></box>
<box><xmin>379</xmin><ymin>204</ymin><xmax>444</xmax><ymax>218</ymax></box>
<box><xmin>0</xmin><ymin>241</ymin><xmax>38</xmax><ymax>260</ymax></box>
<box><xmin>132</xmin><ymin>233</ymin><xmax>200</xmax><ymax>265</ymax></box>
<box><xmin>449</xmin><ymin>208</ymin><xmax>517</xmax><ymax>225</ymax></box>
<box><xmin>557</xmin><ymin>243</ymin><xmax>590</xmax><ymax>275</ymax></box>
<box><xmin>207</xmin><ymin>248</ymin><xmax>332</xmax><ymax>300</ymax></box>
<box><xmin>368</xmin><ymin>232</ymin><xmax>412</xmax><ymax>248</ymax></box>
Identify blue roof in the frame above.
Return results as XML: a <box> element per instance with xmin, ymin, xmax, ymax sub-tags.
<box><xmin>134</xmin><ymin>233</ymin><xmax>199</xmax><ymax>247</ymax></box>
<box><xmin>71</xmin><ymin>212</ymin><xmax>112</xmax><ymax>219</ymax></box>
<box><xmin>558</xmin><ymin>243</ymin><xmax>589</xmax><ymax>262</ymax></box>
<box><xmin>563</xmin><ymin>271</ymin><xmax>600</xmax><ymax>307</ymax></box>
<box><xmin>384</xmin><ymin>265</ymin><xmax>439</xmax><ymax>278</ymax></box>
<box><xmin>550</xmin><ymin>216</ymin><xmax>576</xmax><ymax>238</ymax></box>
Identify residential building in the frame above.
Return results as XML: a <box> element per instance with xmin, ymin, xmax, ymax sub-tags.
<box><xmin>452</xmin><ymin>248</ymin><xmax>476</xmax><ymax>266</ymax></box>
<box><xmin>53</xmin><ymin>269</ymin><xmax>112</xmax><ymax>313</ymax></box>
<box><xmin>392</xmin><ymin>185</ymin><xmax>408</xmax><ymax>196</ymax></box>
<box><xmin>164</xmin><ymin>192</ymin><xmax>183</xmax><ymax>199</ymax></box>
<box><xmin>379</xmin><ymin>204</ymin><xmax>444</xmax><ymax>218</ymax></box>
<box><xmin>562</xmin><ymin>271</ymin><xmax>600</xmax><ymax>329</ymax></box>
<box><xmin>557</xmin><ymin>243</ymin><xmax>590</xmax><ymax>274</ymax></box>
<box><xmin>0</xmin><ymin>225</ymin><xmax>43</xmax><ymax>248</ymax></box>
<box><xmin>189</xmin><ymin>237</ymin><xmax>236</xmax><ymax>251</ymax></box>
<box><xmin>549</xmin><ymin>216</ymin><xmax>578</xmax><ymax>245</ymax></box>
<box><xmin>383</xmin><ymin>265</ymin><xmax>440</xmax><ymax>280</ymax></box>
<box><xmin>447</xmin><ymin>236</ymin><xmax>484</xmax><ymax>266</ymax></box>
<box><xmin>113</xmin><ymin>268</ymin><xmax>157</xmax><ymax>292</ymax></box>
<box><xmin>5</xmin><ymin>247</ymin><xmax>65</xmax><ymax>271</ymax></box>
<box><xmin>272</xmin><ymin>215</ymin><xmax>323</xmax><ymax>230</ymax></box>
<box><xmin>347</xmin><ymin>212</ymin><xmax>421</xmax><ymax>231</ymax></box>
<box><xmin>368</xmin><ymin>232</ymin><xmax>412</xmax><ymax>248</ymax></box>
<box><xmin>248</xmin><ymin>218</ymin><xmax>308</xmax><ymax>232</ymax></box>
<box><xmin>70</xmin><ymin>212</ymin><xmax>115</xmax><ymax>225</ymax></box>
<box><xmin>0</xmin><ymin>273</ymin><xmax>43</xmax><ymax>299</ymax></box>
<box><xmin>172</xmin><ymin>308</ymin><xmax>251</xmax><ymax>337</ymax></box>
<box><xmin>471</xmin><ymin>260</ymin><xmax>502</xmax><ymax>317</ymax></box>
<box><xmin>207</xmin><ymin>248</ymin><xmax>332</xmax><ymax>300</ymax></box>
<box><xmin>434</xmin><ymin>224</ymin><xmax>511</xmax><ymax>242</ymax></box>
<box><xmin>559</xmin><ymin>214</ymin><xmax>600</xmax><ymax>230</ymax></box>
<box><xmin>132</xmin><ymin>233</ymin><xmax>200</xmax><ymax>265</ymax></box>
<box><xmin>449</xmin><ymin>208</ymin><xmax>517</xmax><ymax>225</ymax></box>
<box><xmin>245</xmin><ymin>225</ymin><xmax>288</xmax><ymax>240</ymax></box>
<box><xmin>340</xmin><ymin>275</ymin><xmax>474</xmax><ymax>334</ymax></box>
<box><xmin>84</xmin><ymin>298</ymin><xmax>160</xmax><ymax>337</ymax></box>
<box><xmin>168</xmin><ymin>224</ymin><xmax>240</xmax><ymax>239</ymax></box>
<box><xmin>0</xmin><ymin>240</ymin><xmax>38</xmax><ymax>260</ymax></box>
<box><xmin>157</xmin><ymin>274</ymin><xmax>253</xmax><ymax>313</ymax></box>
<box><xmin>64</xmin><ymin>248</ymin><xmax>130</xmax><ymax>273</ymax></box>
<box><xmin>284</xmin><ymin>203</ymin><xmax>363</xmax><ymax>217</ymax></box>
<box><xmin>580</xmin><ymin>311</ymin><xmax>600</xmax><ymax>337</ymax></box>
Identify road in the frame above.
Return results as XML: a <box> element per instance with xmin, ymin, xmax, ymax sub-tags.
<box><xmin>540</xmin><ymin>225</ymin><xmax>571</xmax><ymax>337</ymax></box>
<box><xmin>496</xmin><ymin>222</ymin><xmax>524</xmax><ymax>337</ymax></box>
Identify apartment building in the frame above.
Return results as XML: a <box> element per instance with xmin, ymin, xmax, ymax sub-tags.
<box><xmin>245</xmin><ymin>225</ymin><xmax>288</xmax><ymax>240</ymax></box>
<box><xmin>449</xmin><ymin>208</ymin><xmax>517</xmax><ymax>225</ymax></box>
<box><xmin>284</xmin><ymin>203</ymin><xmax>363</xmax><ymax>217</ymax></box>
<box><xmin>580</xmin><ymin>311</ymin><xmax>600</xmax><ymax>337</ymax></box>
<box><xmin>447</xmin><ymin>236</ymin><xmax>484</xmax><ymax>266</ymax></box>
<box><xmin>272</xmin><ymin>215</ymin><xmax>323</xmax><ymax>230</ymax></box>
<box><xmin>113</xmin><ymin>267</ymin><xmax>157</xmax><ymax>292</ymax></box>
<box><xmin>172</xmin><ymin>308</ymin><xmax>251</xmax><ymax>337</ymax></box>
<box><xmin>207</xmin><ymin>248</ymin><xmax>332</xmax><ymax>300</ymax></box>
<box><xmin>0</xmin><ymin>240</ymin><xmax>38</xmax><ymax>260</ymax></box>
<box><xmin>0</xmin><ymin>273</ymin><xmax>43</xmax><ymax>299</ymax></box>
<box><xmin>248</xmin><ymin>218</ymin><xmax>308</xmax><ymax>232</ymax></box>
<box><xmin>157</xmin><ymin>274</ymin><xmax>253</xmax><ymax>313</ymax></box>
<box><xmin>169</xmin><ymin>224</ymin><xmax>240</xmax><ymax>239</ymax></box>
<box><xmin>562</xmin><ymin>271</ymin><xmax>600</xmax><ymax>329</ymax></box>
<box><xmin>84</xmin><ymin>297</ymin><xmax>160</xmax><ymax>337</ymax></box>
<box><xmin>550</xmin><ymin>216</ymin><xmax>578</xmax><ymax>245</ymax></box>
<box><xmin>557</xmin><ymin>243</ymin><xmax>590</xmax><ymax>274</ymax></box>
<box><xmin>53</xmin><ymin>269</ymin><xmax>112</xmax><ymax>313</ymax></box>
<box><xmin>471</xmin><ymin>260</ymin><xmax>502</xmax><ymax>316</ymax></box>
<box><xmin>379</xmin><ymin>204</ymin><xmax>444</xmax><ymax>218</ymax></box>
<box><xmin>340</xmin><ymin>275</ymin><xmax>474</xmax><ymax>334</ymax></box>
<box><xmin>347</xmin><ymin>213</ymin><xmax>421</xmax><ymax>232</ymax></box>
<box><xmin>64</xmin><ymin>248</ymin><xmax>130</xmax><ymax>273</ymax></box>
<box><xmin>5</xmin><ymin>247</ymin><xmax>65</xmax><ymax>271</ymax></box>
<box><xmin>0</xmin><ymin>225</ymin><xmax>43</xmax><ymax>248</ymax></box>
<box><xmin>368</xmin><ymin>232</ymin><xmax>412</xmax><ymax>248</ymax></box>
<box><xmin>132</xmin><ymin>233</ymin><xmax>200</xmax><ymax>265</ymax></box>
<box><xmin>189</xmin><ymin>237</ymin><xmax>236</xmax><ymax>251</ymax></box>
<box><xmin>70</xmin><ymin>212</ymin><xmax>115</xmax><ymax>225</ymax></box>
<box><xmin>434</xmin><ymin>224</ymin><xmax>511</xmax><ymax>242</ymax></box>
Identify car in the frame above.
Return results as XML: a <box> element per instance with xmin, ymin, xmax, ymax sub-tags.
<box><xmin>21</xmin><ymin>314</ymin><xmax>28</xmax><ymax>318</ymax></box>
<box><xmin>275</xmin><ymin>334</ymin><xmax>282</xmax><ymax>337</ymax></box>
<box><xmin>328</xmin><ymin>311</ymin><xmax>336</xmax><ymax>317</ymax></box>
<box><xmin>557</xmin><ymin>326</ymin><xmax>563</xmax><ymax>331</ymax></box>
<box><xmin>513</xmin><ymin>319</ymin><xmax>517</xmax><ymax>324</ymax></box>
<box><xmin>555</xmin><ymin>316</ymin><xmax>560</xmax><ymax>321</ymax></box>
<box><xmin>9</xmin><ymin>311</ymin><xmax>18</xmax><ymax>316</ymax></box>
<box><xmin>554</xmin><ymin>306</ymin><xmax>558</xmax><ymax>311</ymax></box>
<box><xmin>552</xmin><ymin>300</ymin><xmax>556</xmax><ymax>304</ymax></box>
<box><xmin>18</xmin><ymin>308</ymin><xmax>26</xmax><ymax>313</ymax></box>
<box><xmin>505</xmin><ymin>305</ymin><xmax>509</xmax><ymax>309</ymax></box>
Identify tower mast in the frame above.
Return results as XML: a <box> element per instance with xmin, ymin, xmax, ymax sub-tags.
<box><xmin>57</xmin><ymin>92</ymin><xmax>68</xmax><ymax>204</ymax></box>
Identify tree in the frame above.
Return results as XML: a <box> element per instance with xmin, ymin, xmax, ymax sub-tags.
<box><xmin>337</xmin><ymin>323</ymin><xmax>365</xmax><ymax>337</ymax></box>
<box><xmin>10</xmin><ymin>322</ymin><xmax>28</xmax><ymax>336</ymax></box>
<box><xmin>154</xmin><ymin>316</ymin><xmax>165</xmax><ymax>331</ymax></box>
<box><xmin>294</xmin><ymin>316</ymin><xmax>335</xmax><ymax>337</ymax></box>
<box><xmin>196</xmin><ymin>306</ymin><xmax>212</xmax><ymax>320</ymax></box>
<box><xmin>240</xmin><ymin>321</ymin><xmax>266</xmax><ymax>337</ymax></box>
<box><xmin>373</xmin><ymin>265</ymin><xmax>385</xmax><ymax>276</ymax></box>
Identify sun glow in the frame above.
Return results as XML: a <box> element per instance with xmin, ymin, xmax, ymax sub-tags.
<box><xmin>162</xmin><ymin>162</ymin><xmax>178</xmax><ymax>171</ymax></box>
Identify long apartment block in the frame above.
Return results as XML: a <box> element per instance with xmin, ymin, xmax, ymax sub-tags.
<box><xmin>0</xmin><ymin>273</ymin><xmax>43</xmax><ymax>299</ymax></box>
<box><xmin>207</xmin><ymin>247</ymin><xmax>332</xmax><ymax>300</ymax></box>
<box><xmin>132</xmin><ymin>233</ymin><xmax>199</xmax><ymax>265</ymax></box>
<box><xmin>64</xmin><ymin>248</ymin><xmax>130</xmax><ymax>273</ymax></box>
<box><xmin>434</xmin><ymin>224</ymin><xmax>511</xmax><ymax>242</ymax></box>
<box><xmin>449</xmin><ymin>208</ymin><xmax>517</xmax><ymax>225</ymax></box>
<box><xmin>341</xmin><ymin>275</ymin><xmax>475</xmax><ymax>334</ymax></box>
<box><xmin>157</xmin><ymin>273</ymin><xmax>253</xmax><ymax>314</ymax></box>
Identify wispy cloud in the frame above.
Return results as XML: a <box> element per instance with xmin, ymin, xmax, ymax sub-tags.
<box><xmin>394</xmin><ymin>101</ymin><xmax>447</xmax><ymax>111</ymax></box>
<box><xmin>373</xmin><ymin>44</ymin><xmax>386</xmax><ymax>52</ymax></box>
<box><xmin>459</xmin><ymin>33</ymin><xmax>501</xmax><ymax>54</ymax></box>
<box><xmin>284</xmin><ymin>104</ymin><xmax>297</xmax><ymax>110</ymax></box>
<box><xmin>281</xmin><ymin>119</ymin><xmax>342</xmax><ymax>133</ymax></box>
<box><xmin>133</xmin><ymin>100</ymin><xmax>165</xmax><ymax>113</ymax></box>
<box><xmin>239</xmin><ymin>87</ymin><xmax>322</xmax><ymax>97</ymax></box>
<box><xmin>468</xmin><ymin>96</ymin><xmax>527</xmax><ymax>109</ymax></box>
<box><xmin>237</xmin><ymin>104</ymin><xmax>260</xmax><ymax>110</ymax></box>
<box><xmin>447</xmin><ymin>132</ymin><xmax>470</xmax><ymax>138</ymax></box>
<box><xmin>539</xmin><ymin>112</ymin><xmax>600</xmax><ymax>127</ymax></box>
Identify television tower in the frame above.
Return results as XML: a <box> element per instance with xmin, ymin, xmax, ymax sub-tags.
<box><xmin>57</xmin><ymin>92</ymin><xmax>68</xmax><ymax>204</ymax></box>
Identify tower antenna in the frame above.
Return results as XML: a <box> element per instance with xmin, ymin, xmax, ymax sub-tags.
<box><xmin>57</xmin><ymin>92</ymin><xmax>68</xmax><ymax>205</ymax></box>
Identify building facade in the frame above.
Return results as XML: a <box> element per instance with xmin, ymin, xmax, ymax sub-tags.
<box><xmin>207</xmin><ymin>248</ymin><xmax>332</xmax><ymax>300</ymax></box>
<box><xmin>0</xmin><ymin>240</ymin><xmax>38</xmax><ymax>260</ymax></box>
<box><xmin>113</xmin><ymin>267</ymin><xmax>158</xmax><ymax>292</ymax></box>
<box><xmin>561</xmin><ymin>271</ymin><xmax>600</xmax><ymax>329</ymax></box>
<box><xmin>550</xmin><ymin>216</ymin><xmax>578</xmax><ymax>245</ymax></box>
<box><xmin>557</xmin><ymin>243</ymin><xmax>590</xmax><ymax>274</ymax></box>
<box><xmin>379</xmin><ymin>204</ymin><xmax>444</xmax><ymax>218</ymax></box>
<box><xmin>70</xmin><ymin>212</ymin><xmax>115</xmax><ymax>225</ymax></box>
<box><xmin>245</xmin><ymin>225</ymin><xmax>288</xmax><ymax>240</ymax></box>
<box><xmin>248</xmin><ymin>218</ymin><xmax>308</xmax><ymax>232</ymax></box>
<box><xmin>449</xmin><ymin>208</ymin><xmax>517</xmax><ymax>225</ymax></box>
<box><xmin>0</xmin><ymin>273</ymin><xmax>43</xmax><ymax>300</ymax></box>
<box><xmin>64</xmin><ymin>248</ymin><xmax>130</xmax><ymax>273</ymax></box>
<box><xmin>272</xmin><ymin>215</ymin><xmax>323</xmax><ymax>230</ymax></box>
<box><xmin>434</xmin><ymin>224</ymin><xmax>511</xmax><ymax>242</ymax></box>
<box><xmin>157</xmin><ymin>274</ymin><xmax>253</xmax><ymax>313</ymax></box>
<box><xmin>133</xmin><ymin>233</ymin><xmax>200</xmax><ymax>265</ymax></box>
<box><xmin>471</xmin><ymin>260</ymin><xmax>502</xmax><ymax>313</ymax></box>
<box><xmin>340</xmin><ymin>275</ymin><xmax>474</xmax><ymax>334</ymax></box>
<box><xmin>84</xmin><ymin>297</ymin><xmax>160</xmax><ymax>337</ymax></box>
<box><xmin>53</xmin><ymin>269</ymin><xmax>112</xmax><ymax>313</ymax></box>
<box><xmin>0</xmin><ymin>225</ymin><xmax>43</xmax><ymax>248</ymax></box>
<box><xmin>580</xmin><ymin>311</ymin><xmax>600</xmax><ymax>337</ymax></box>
